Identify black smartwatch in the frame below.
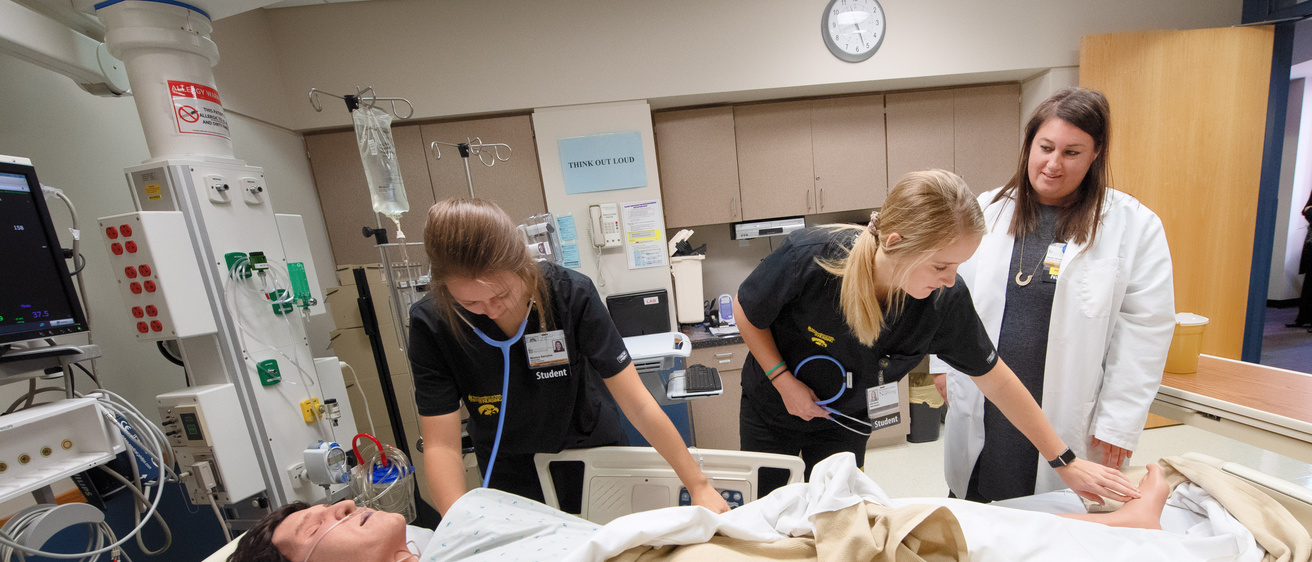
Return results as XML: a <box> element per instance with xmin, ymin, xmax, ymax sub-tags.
<box><xmin>1047</xmin><ymin>448</ymin><xmax>1077</xmax><ymax>468</ymax></box>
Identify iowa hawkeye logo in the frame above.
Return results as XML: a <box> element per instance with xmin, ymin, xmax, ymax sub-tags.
<box><xmin>478</xmin><ymin>404</ymin><xmax>500</xmax><ymax>415</ymax></box>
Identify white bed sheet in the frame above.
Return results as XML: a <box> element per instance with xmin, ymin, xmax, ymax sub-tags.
<box><xmin>419</xmin><ymin>453</ymin><xmax>1263</xmax><ymax>562</ymax></box>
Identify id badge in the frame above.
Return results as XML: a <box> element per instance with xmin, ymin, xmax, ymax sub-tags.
<box><xmin>1043</xmin><ymin>242</ymin><xmax>1067</xmax><ymax>282</ymax></box>
<box><xmin>525</xmin><ymin>330</ymin><xmax>569</xmax><ymax>368</ymax></box>
<box><xmin>865</xmin><ymin>382</ymin><xmax>901</xmax><ymax>430</ymax></box>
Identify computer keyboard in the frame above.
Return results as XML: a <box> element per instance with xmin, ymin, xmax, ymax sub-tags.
<box><xmin>683</xmin><ymin>364</ymin><xmax>722</xmax><ymax>393</ymax></box>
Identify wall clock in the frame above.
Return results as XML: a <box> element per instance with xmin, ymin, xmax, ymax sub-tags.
<box><xmin>822</xmin><ymin>0</ymin><xmax>886</xmax><ymax>63</ymax></box>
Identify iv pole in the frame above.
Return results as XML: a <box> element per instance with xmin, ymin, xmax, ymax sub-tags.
<box><xmin>430</xmin><ymin>138</ymin><xmax>512</xmax><ymax>198</ymax></box>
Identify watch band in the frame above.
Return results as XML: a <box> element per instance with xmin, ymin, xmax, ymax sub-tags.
<box><xmin>1047</xmin><ymin>448</ymin><xmax>1077</xmax><ymax>468</ymax></box>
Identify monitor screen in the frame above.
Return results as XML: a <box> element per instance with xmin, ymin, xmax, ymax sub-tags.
<box><xmin>0</xmin><ymin>160</ymin><xmax>89</xmax><ymax>346</ymax></box>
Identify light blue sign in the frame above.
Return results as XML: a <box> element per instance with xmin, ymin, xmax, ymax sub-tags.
<box><xmin>561</xmin><ymin>243</ymin><xmax>581</xmax><ymax>269</ymax></box>
<box><xmin>558</xmin><ymin>131</ymin><xmax>647</xmax><ymax>195</ymax></box>
<box><xmin>556</xmin><ymin>214</ymin><xmax>577</xmax><ymax>242</ymax></box>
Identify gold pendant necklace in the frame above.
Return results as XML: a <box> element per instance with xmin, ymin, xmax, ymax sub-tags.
<box><xmin>1014</xmin><ymin>230</ymin><xmax>1047</xmax><ymax>287</ymax></box>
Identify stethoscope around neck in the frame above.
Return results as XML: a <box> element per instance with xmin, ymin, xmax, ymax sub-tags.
<box><xmin>455</xmin><ymin>300</ymin><xmax>533</xmax><ymax>489</ymax></box>
<box><xmin>794</xmin><ymin>355</ymin><xmax>873</xmax><ymax>436</ymax></box>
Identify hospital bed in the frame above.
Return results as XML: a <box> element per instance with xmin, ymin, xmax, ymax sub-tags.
<box><xmin>201</xmin><ymin>448</ymin><xmax>1312</xmax><ymax>562</ymax></box>
<box><xmin>1153</xmin><ymin>355</ymin><xmax>1312</xmax><ymax>464</ymax></box>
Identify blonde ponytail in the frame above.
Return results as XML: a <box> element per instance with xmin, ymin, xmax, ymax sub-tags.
<box><xmin>819</xmin><ymin>170</ymin><xmax>985</xmax><ymax>346</ymax></box>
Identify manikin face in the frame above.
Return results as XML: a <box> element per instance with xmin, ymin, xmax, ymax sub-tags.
<box><xmin>1027</xmin><ymin>118</ymin><xmax>1100</xmax><ymax>206</ymax></box>
<box><xmin>883</xmin><ymin>233</ymin><xmax>983</xmax><ymax>300</ymax></box>
<box><xmin>271</xmin><ymin>500</ymin><xmax>408</xmax><ymax>562</ymax></box>
<box><xmin>445</xmin><ymin>271</ymin><xmax>527</xmax><ymax>320</ymax></box>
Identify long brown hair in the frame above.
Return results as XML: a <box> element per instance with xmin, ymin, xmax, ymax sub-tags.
<box><xmin>423</xmin><ymin>199</ymin><xmax>550</xmax><ymax>341</ymax></box>
<box><xmin>994</xmin><ymin>87</ymin><xmax>1112</xmax><ymax>246</ymax></box>
<box><xmin>819</xmin><ymin>170</ymin><xmax>986</xmax><ymax>346</ymax></box>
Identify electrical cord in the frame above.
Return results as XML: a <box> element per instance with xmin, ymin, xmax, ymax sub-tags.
<box><xmin>43</xmin><ymin>184</ymin><xmax>98</xmax><ymax>382</ymax></box>
<box><xmin>0</xmin><ymin>391</ymin><xmax>171</xmax><ymax>560</ymax></box>
<box><xmin>339</xmin><ymin>361</ymin><xmax>378</xmax><ymax>437</ymax></box>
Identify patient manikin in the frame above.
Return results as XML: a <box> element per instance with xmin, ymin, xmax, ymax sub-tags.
<box><xmin>228</xmin><ymin>464</ymin><xmax>1171</xmax><ymax>562</ymax></box>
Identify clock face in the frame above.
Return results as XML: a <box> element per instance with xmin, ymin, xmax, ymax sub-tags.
<box><xmin>822</xmin><ymin>0</ymin><xmax>886</xmax><ymax>63</ymax></box>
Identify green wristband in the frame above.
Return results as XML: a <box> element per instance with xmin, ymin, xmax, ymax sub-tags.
<box><xmin>764</xmin><ymin>361</ymin><xmax>787</xmax><ymax>380</ymax></box>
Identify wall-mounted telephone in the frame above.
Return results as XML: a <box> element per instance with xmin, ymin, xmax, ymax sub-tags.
<box><xmin>589</xmin><ymin>203</ymin><xmax>622</xmax><ymax>248</ymax></box>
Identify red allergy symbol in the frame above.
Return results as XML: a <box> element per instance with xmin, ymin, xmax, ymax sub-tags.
<box><xmin>177</xmin><ymin>105</ymin><xmax>200</xmax><ymax>123</ymax></box>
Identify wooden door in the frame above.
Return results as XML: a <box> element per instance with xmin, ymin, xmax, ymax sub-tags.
<box><xmin>953</xmin><ymin>84</ymin><xmax>1021</xmax><ymax>195</ymax></box>
<box><xmin>418</xmin><ymin>114</ymin><xmax>546</xmax><ymax>224</ymax></box>
<box><xmin>304</xmin><ymin>124</ymin><xmax>437</xmax><ymax>268</ymax></box>
<box><xmin>1081</xmin><ymin>27</ymin><xmax>1275</xmax><ymax>359</ymax></box>
<box><xmin>812</xmin><ymin>94</ymin><xmax>888</xmax><ymax>212</ymax></box>
<box><xmin>653</xmin><ymin>106</ymin><xmax>743</xmax><ymax>227</ymax></box>
<box><xmin>885</xmin><ymin>89</ymin><xmax>954</xmax><ymax>187</ymax></box>
<box><xmin>735</xmin><ymin>100</ymin><xmax>815</xmax><ymax>220</ymax></box>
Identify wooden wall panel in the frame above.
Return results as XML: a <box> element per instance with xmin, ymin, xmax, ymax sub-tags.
<box><xmin>886</xmin><ymin>89</ymin><xmax>954</xmax><ymax>187</ymax></box>
<box><xmin>1080</xmin><ymin>27</ymin><xmax>1274</xmax><ymax>359</ymax></box>
<box><xmin>418</xmin><ymin>114</ymin><xmax>546</xmax><ymax>223</ymax></box>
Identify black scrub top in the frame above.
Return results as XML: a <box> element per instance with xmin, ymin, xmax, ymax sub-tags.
<box><xmin>409</xmin><ymin>261</ymin><xmax>630</xmax><ymax>456</ymax></box>
<box><xmin>738</xmin><ymin>227</ymin><xmax>998</xmax><ymax>432</ymax></box>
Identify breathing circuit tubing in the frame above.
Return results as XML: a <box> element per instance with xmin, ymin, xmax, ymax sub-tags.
<box><xmin>793</xmin><ymin>355</ymin><xmax>873</xmax><ymax>436</ymax></box>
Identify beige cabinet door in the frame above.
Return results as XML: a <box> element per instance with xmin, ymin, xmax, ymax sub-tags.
<box><xmin>886</xmin><ymin>89</ymin><xmax>954</xmax><ymax>187</ymax></box>
<box><xmin>305</xmin><ymin>124</ymin><xmax>437</xmax><ymax>267</ymax></box>
<box><xmin>735</xmin><ymin>101</ymin><xmax>815</xmax><ymax>220</ymax></box>
<box><xmin>418</xmin><ymin>115</ymin><xmax>546</xmax><ymax>223</ymax></box>
<box><xmin>654</xmin><ymin>107</ymin><xmax>743</xmax><ymax>228</ymax></box>
<box><xmin>812</xmin><ymin>95</ymin><xmax>888</xmax><ymax>213</ymax></box>
<box><xmin>953</xmin><ymin>84</ymin><xmax>1021</xmax><ymax>195</ymax></box>
<box><xmin>688</xmin><ymin>344</ymin><xmax>749</xmax><ymax>450</ymax></box>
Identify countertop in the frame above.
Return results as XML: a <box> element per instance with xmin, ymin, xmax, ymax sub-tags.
<box><xmin>681</xmin><ymin>325</ymin><xmax>745</xmax><ymax>349</ymax></box>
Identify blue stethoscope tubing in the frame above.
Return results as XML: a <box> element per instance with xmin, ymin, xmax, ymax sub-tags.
<box><xmin>793</xmin><ymin>354</ymin><xmax>873</xmax><ymax>435</ymax></box>
<box><xmin>468</xmin><ymin>315</ymin><xmax>530</xmax><ymax>489</ymax></box>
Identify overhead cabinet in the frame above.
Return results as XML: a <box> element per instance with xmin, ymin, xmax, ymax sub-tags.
<box><xmin>653</xmin><ymin>106</ymin><xmax>743</xmax><ymax>226</ymax></box>
<box><xmin>735</xmin><ymin>95</ymin><xmax>888</xmax><ymax>221</ymax></box>
<box><xmin>886</xmin><ymin>84</ymin><xmax>1020</xmax><ymax>195</ymax></box>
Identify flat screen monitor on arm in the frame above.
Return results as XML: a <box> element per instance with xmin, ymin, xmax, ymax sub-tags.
<box><xmin>0</xmin><ymin>157</ymin><xmax>88</xmax><ymax>352</ymax></box>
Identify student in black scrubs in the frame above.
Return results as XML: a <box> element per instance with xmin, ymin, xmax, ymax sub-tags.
<box><xmin>734</xmin><ymin>170</ymin><xmax>1138</xmax><ymax>505</ymax></box>
<box><xmin>410</xmin><ymin>199</ymin><xmax>729</xmax><ymax>516</ymax></box>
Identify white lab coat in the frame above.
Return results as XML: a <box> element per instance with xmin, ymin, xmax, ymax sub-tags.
<box><xmin>940</xmin><ymin>187</ymin><xmax>1175</xmax><ymax>498</ymax></box>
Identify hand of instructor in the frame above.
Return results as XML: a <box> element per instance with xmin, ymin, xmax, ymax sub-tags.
<box><xmin>733</xmin><ymin>297</ymin><xmax>831</xmax><ymax>421</ymax></box>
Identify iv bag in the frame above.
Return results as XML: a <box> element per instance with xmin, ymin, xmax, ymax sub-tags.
<box><xmin>352</xmin><ymin>105</ymin><xmax>410</xmax><ymax>225</ymax></box>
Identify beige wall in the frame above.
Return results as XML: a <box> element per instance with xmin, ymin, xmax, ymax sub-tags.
<box><xmin>215</xmin><ymin>0</ymin><xmax>1241</xmax><ymax>132</ymax></box>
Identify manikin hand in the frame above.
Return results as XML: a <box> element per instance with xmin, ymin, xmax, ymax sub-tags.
<box><xmin>932</xmin><ymin>373</ymin><xmax>949</xmax><ymax>409</ymax></box>
<box><xmin>772</xmin><ymin>373</ymin><xmax>832</xmax><ymax>421</ymax></box>
<box><xmin>1055</xmin><ymin>457</ymin><xmax>1141</xmax><ymax>506</ymax></box>
<box><xmin>1090</xmin><ymin>436</ymin><xmax>1132</xmax><ymax>468</ymax></box>
<box><xmin>689</xmin><ymin>481</ymin><xmax>730</xmax><ymax>513</ymax></box>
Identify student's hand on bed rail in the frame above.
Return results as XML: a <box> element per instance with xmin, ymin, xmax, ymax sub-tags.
<box><xmin>1056</xmin><ymin>458</ymin><xmax>1141</xmax><ymax>506</ymax></box>
<box><xmin>689</xmin><ymin>482</ymin><xmax>731</xmax><ymax>513</ymax></box>
<box><xmin>1090</xmin><ymin>437</ymin><xmax>1132</xmax><ymax>469</ymax></box>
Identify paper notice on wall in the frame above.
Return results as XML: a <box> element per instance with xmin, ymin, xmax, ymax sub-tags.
<box><xmin>168</xmin><ymin>80</ymin><xmax>230</xmax><ymax>139</ymax></box>
<box><xmin>621</xmin><ymin>200</ymin><xmax>667</xmax><ymax>270</ymax></box>
<box><xmin>556</xmin><ymin>214</ymin><xmax>578</xmax><ymax>242</ymax></box>
<box><xmin>561</xmin><ymin>243</ymin><xmax>581</xmax><ymax>269</ymax></box>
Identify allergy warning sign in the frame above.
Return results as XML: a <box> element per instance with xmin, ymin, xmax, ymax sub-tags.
<box><xmin>168</xmin><ymin>80</ymin><xmax>230</xmax><ymax>139</ymax></box>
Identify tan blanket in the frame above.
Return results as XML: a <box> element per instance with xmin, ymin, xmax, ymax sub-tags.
<box><xmin>607</xmin><ymin>501</ymin><xmax>968</xmax><ymax>562</ymax></box>
<box><xmin>1157</xmin><ymin>455</ymin><xmax>1312</xmax><ymax>562</ymax></box>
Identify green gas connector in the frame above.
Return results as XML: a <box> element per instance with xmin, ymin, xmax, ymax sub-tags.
<box><xmin>256</xmin><ymin>359</ymin><xmax>281</xmax><ymax>386</ymax></box>
<box><xmin>287</xmin><ymin>262</ymin><xmax>314</xmax><ymax>308</ymax></box>
<box><xmin>224</xmin><ymin>252</ymin><xmax>252</xmax><ymax>279</ymax></box>
<box><xmin>249</xmin><ymin>251</ymin><xmax>270</xmax><ymax>272</ymax></box>
<box><xmin>267</xmin><ymin>289</ymin><xmax>294</xmax><ymax>315</ymax></box>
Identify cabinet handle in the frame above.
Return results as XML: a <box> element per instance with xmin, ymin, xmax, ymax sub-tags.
<box><xmin>718</xmin><ymin>359</ymin><xmax>732</xmax><ymax>364</ymax></box>
<box><xmin>731</xmin><ymin>196</ymin><xmax>739</xmax><ymax>221</ymax></box>
<box><xmin>820</xmin><ymin>187</ymin><xmax>825</xmax><ymax>211</ymax></box>
<box><xmin>714</xmin><ymin>352</ymin><xmax>734</xmax><ymax>358</ymax></box>
<box><xmin>807</xmin><ymin>190</ymin><xmax>813</xmax><ymax>212</ymax></box>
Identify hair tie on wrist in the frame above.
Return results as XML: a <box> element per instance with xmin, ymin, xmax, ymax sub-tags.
<box><xmin>765</xmin><ymin>361</ymin><xmax>787</xmax><ymax>380</ymax></box>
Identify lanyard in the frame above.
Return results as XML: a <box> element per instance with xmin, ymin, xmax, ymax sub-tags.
<box><xmin>793</xmin><ymin>354</ymin><xmax>872</xmax><ymax>436</ymax></box>
<box><xmin>456</xmin><ymin>302</ymin><xmax>532</xmax><ymax>489</ymax></box>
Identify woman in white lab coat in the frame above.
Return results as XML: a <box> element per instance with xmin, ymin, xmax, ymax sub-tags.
<box><xmin>937</xmin><ymin>88</ymin><xmax>1175</xmax><ymax>502</ymax></box>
